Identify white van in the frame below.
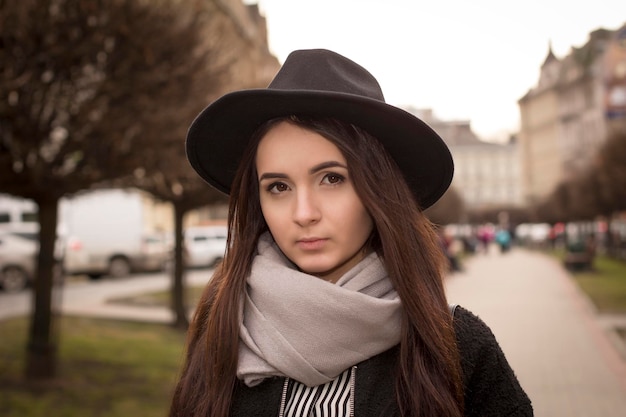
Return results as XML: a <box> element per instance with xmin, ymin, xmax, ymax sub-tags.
<box><xmin>60</xmin><ymin>190</ymin><xmax>171</xmax><ymax>278</ymax></box>
<box><xmin>183</xmin><ymin>225</ymin><xmax>228</xmax><ymax>268</ymax></box>
<box><xmin>0</xmin><ymin>190</ymin><xmax>171</xmax><ymax>279</ymax></box>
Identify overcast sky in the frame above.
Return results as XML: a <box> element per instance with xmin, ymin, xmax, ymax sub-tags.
<box><xmin>246</xmin><ymin>0</ymin><xmax>626</xmax><ymax>142</ymax></box>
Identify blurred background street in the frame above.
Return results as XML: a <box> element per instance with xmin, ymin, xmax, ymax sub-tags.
<box><xmin>2</xmin><ymin>1</ymin><xmax>626</xmax><ymax>416</ymax></box>
<box><xmin>447</xmin><ymin>245</ymin><xmax>626</xmax><ymax>417</ymax></box>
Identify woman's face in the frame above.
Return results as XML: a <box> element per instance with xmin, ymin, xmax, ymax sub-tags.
<box><xmin>256</xmin><ymin>121</ymin><xmax>374</xmax><ymax>283</ymax></box>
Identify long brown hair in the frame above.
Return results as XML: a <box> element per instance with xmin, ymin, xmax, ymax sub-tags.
<box><xmin>169</xmin><ymin>116</ymin><xmax>463</xmax><ymax>417</ymax></box>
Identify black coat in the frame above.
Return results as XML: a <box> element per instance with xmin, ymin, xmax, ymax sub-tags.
<box><xmin>230</xmin><ymin>306</ymin><xmax>533</xmax><ymax>417</ymax></box>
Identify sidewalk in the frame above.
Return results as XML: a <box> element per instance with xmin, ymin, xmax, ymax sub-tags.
<box><xmin>446</xmin><ymin>246</ymin><xmax>626</xmax><ymax>417</ymax></box>
<box><xmin>61</xmin><ymin>247</ymin><xmax>626</xmax><ymax>417</ymax></box>
<box><xmin>58</xmin><ymin>270</ymin><xmax>212</xmax><ymax>323</ymax></box>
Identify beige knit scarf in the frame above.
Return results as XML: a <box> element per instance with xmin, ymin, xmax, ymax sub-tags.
<box><xmin>237</xmin><ymin>233</ymin><xmax>402</xmax><ymax>387</ymax></box>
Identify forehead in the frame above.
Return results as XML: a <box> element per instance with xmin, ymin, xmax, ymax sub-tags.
<box><xmin>255</xmin><ymin>121</ymin><xmax>346</xmax><ymax>167</ymax></box>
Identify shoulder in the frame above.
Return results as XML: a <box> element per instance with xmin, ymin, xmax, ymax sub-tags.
<box><xmin>452</xmin><ymin>306</ymin><xmax>533</xmax><ymax>417</ymax></box>
<box><xmin>452</xmin><ymin>305</ymin><xmax>512</xmax><ymax>376</ymax></box>
<box><xmin>452</xmin><ymin>306</ymin><xmax>504</xmax><ymax>384</ymax></box>
<box><xmin>452</xmin><ymin>305</ymin><xmax>501</xmax><ymax>354</ymax></box>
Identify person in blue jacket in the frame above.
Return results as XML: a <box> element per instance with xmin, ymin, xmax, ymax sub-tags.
<box><xmin>169</xmin><ymin>49</ymin><xmax>532</xmax><ymax>417</ymax></box>
<box><xmin>496</xmin><ymin>228</ymin><xmax>512</xmax><ymax>253</ymax></box>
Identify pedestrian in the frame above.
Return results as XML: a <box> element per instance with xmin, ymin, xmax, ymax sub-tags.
<box><xmin>495</xmin><ymin>228</ymin><xmax>512</xmax><ymax>254</ymax></box>
<box><xmin>169</xmin><ymin>49</ymin><xmax>532</xmax><ymax>417</ymax></box>
<box><xmin>477</xmin><ymin>224</ymin><xmax>494</xmax><ymax>254</ymax></box>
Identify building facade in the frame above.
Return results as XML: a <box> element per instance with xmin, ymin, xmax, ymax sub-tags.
<box><xmin>451</xmin><ymin>140</ymin><xmax>522</xmax><ymax>209</ymax></box>
<box><xmin>518</xmin><ymin>24</ymin><xmax>626</xmax><ymax>204</ymax></box>
<box><xmin>408</xmin><ymin>108</ymin><xmax>523</xmax><ymax>210</ymax></box>
<box><xmin>209</xmin><ymin>0</ymin><xmax>280</xmax><ymax>92</ymax></box>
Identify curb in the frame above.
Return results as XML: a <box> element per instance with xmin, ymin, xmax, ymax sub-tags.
<box><xmin>598</xmin><ymin>315</ymin><xmax>626</xmax><ymax>362</ymax></box>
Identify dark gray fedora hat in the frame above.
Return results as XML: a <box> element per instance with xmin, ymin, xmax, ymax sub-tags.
<box><xmin>186</xmin><ymin>48</ymin><xmax>453</xmax><ymax>208</ymax></box>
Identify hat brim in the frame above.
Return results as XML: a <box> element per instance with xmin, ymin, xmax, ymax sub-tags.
<box><xmin>186</xmin><ymin>89</ymin><xmax>454</xmax><ymax>209</ymax></box>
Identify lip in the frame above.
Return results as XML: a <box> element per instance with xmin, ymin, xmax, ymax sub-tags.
<box><xmin>296</xmin><ymin>237</ymin><xmax>328</xmax><ymax>250</ymax></box>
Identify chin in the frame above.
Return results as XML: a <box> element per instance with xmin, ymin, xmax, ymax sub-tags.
<box><xmin>296</xmin><ymin>261</ymin><xmax>335</xmax><ymax>277</ymax></box>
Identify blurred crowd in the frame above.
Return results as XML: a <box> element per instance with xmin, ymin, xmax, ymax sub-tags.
<box><xmin>437</xmin><ymin>218</ymin><xmax>626</xmax><ymax>274</ymax></box>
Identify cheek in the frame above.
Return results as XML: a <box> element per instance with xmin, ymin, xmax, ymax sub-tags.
<box><xmin>260</xmin><ymin>199</ymin><xmax>284</xmax><ymax>235</ymax></box>
<box><xmin>356</xmin><ymin>209</ymin><xmax>374</xmax><ymax>237</ymax></box>
<box><xmin>339</xmin><ymin>199</ymin><xmax>373</xmax><ymax>235</ymax></box>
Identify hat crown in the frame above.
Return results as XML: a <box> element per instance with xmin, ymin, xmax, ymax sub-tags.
<box><xmin>268</xmin><ymin>49</ymin><xmax>386</xmax><ymax>102</ymax></box>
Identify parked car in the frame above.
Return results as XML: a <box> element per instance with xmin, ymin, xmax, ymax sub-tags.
<box><xmin>65</xmin><ymin>232</ymin><xmax>170</xmax><ymax>279</ymax></box>
<box><xmin>0</xmin><ymin>231</ymin><xmax>63</xmax><ymax>293</ymax></box>
<box><xmin>183</xmin><ymin>226</ymin><xmax>228</xmax><ymax>268</ymax></box>
<box><xmin>515</xmin><ymin>223</ymin><xmax>551</xmax><ymax>247</ymax></box>
<box><xmin>0</xmin><ymin>232</ymin><xmax>36</xmax><ymax>292</ymax></box>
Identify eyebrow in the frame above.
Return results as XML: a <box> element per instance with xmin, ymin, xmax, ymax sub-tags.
<box><xmin>258</xmin><ymin>161</ymin><xmax>348</xmax><ymax>182</ymax></box>
<box><xmin>309</xmin><ymin>161</ymin><xmax>347</xmax><ymax>174</ymax></box>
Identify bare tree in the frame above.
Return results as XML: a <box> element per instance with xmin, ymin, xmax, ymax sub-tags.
<box><xmin>595</xmin><ymin>127</ymin><xmax>626</xmax><ymax>213</ymax></box>
<box><xmin>0</xmin><ymin>0</ymin><xmax>219</xmax><ymax>378</ymax></box>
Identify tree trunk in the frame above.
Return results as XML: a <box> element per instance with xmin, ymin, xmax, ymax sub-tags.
<box><xmin>171</xmin><ymin>201</ymin><xmax>189</xmax><ymax>330</ymax></box>
<box><xmin>26</xmin><ymin>197</ymin><xmax>60</xmax><ymax>379</ymax></box>
<box><xmin>606</xmin><ymin>212</ymin><xmax>616</xmax><ymax>258</ymax></box>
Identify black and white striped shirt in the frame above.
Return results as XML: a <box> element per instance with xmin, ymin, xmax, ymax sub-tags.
<box><xmin>281</xmin><ymin>367</ymin><xmax>355</xmax><ymax>417</ymax></box>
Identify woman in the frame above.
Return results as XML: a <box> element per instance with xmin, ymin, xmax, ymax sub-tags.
<box><xmin>170</xmin><ymin>49</ymin><xmax>532</xmax><ymax>417</ymax></box>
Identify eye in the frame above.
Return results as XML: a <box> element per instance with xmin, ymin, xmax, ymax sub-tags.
<box><xmin>321</xmin><ymin>173</ymin><xmax>345</xmax><ymax>185</ymax></box>
<box><xmin>267</xmin><ymin>182</ymin><xmax>290</xmax><ymax>194</ymax></box>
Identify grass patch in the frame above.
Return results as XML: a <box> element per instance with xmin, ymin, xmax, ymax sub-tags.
<box><xmin>571</xmin><ymin>255</ymin><xmax>626</xmax><ymax>314</ymax></box>
<box><xmin>0</xmin><ymin>316</ymin><xmax>186</xmax><ymax>417</ymax></box>
<box><xmin>544</xmin><ymin>249</ymin><xmax>626</xmax><ymax>314</ymax></box>
<box><xmin>108</xmin><ymin>286</ymin><xmax>204</xmax><ymax>308</ymax></box>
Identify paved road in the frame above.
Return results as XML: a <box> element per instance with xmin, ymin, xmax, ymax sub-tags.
<box><xmin>446</xmin><ymin>246</ymin><xmax>626</xmax><ymax>417</ymax></box>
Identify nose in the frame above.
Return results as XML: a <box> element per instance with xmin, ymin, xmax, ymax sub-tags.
<box><xmin>293</xmin><ymin>188</ymin><xmax>321</xmax><ymax>226</ymax></box>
